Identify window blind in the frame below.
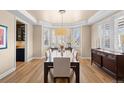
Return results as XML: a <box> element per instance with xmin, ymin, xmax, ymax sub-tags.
<box><xmin>115</xmin><ymin>17</ymin><xmax>124</xmax><ymax>52</ymax></box>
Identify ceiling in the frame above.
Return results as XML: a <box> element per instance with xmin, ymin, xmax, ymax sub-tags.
<box><xmin>27</xmin><ymin>10</ymin><xmax>97</xmax><ymax>24</ymax></box>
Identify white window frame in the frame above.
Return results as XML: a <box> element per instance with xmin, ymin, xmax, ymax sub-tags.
<box><xmin>99</xmin><ymin>18</ymin><xmax>114</xmax><ymax>51</ymax></box>
<box><xmin>114</xmin><ymin>16</ymin><xmax>124</xmax><ymax>53</ymax></box>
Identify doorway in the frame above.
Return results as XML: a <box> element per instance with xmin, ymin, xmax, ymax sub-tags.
<box><xmin>16</xmin><ymin>20</ymin><xmax>26</xmax><ymax>62</ymax></box>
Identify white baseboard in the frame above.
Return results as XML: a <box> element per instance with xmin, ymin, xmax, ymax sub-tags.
<box><xmin>80</xmin><ymin>56</ymin><xmax>91</xmax><ymax>60</ymax></box>
<box><xmin>27</xmin><ymin>56</ymin><xmax>45</xmax><ymax>62</ymax></box>
<box><xmin>27</xmin><ymin>57</ymin><xmax>34</xmax><ymax>62</ymax></box>
<box><xmin>0</xmin><ymin>67</ymin><xmax>16</xmax><ymax>79</ymax></box>
<box><xmin>34</xmin><ymin>56</ymin><xmax>45</xmax><ymax>60</ymax></box>
<box><xmin>41</xmin><ymin>56</ymin><xmax>45</xmax><ymax>60</ymax></box>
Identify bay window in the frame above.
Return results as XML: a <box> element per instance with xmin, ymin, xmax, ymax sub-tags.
<box><xmin>42</xmin><ymin>26</ymin><xmax>81</xmax><ymax>55</ymax></box>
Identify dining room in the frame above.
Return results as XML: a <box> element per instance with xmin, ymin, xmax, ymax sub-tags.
<box><xmin>1</xmin><ymin>0</ymin><xmax>124</xmax><ymax>93</ymax></box>
<box><xmin>1</xmin><ymin>10</ymin><xmax>124</xmax><ymax>83</ymax></box>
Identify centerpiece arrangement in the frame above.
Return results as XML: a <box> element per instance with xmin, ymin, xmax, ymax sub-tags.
<box><xmin>59</xmin><ymin>44</ymin><xmax>65</xmax><ymax>56</ymax></box>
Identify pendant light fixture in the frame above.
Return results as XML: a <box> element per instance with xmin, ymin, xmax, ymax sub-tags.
<box><xmin>55</xmin><ymin>10</ymin><xmax>68</xmax><ymax>36</ymax></box>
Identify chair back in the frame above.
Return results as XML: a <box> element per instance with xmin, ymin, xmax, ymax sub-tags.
<box><xmin>53</xmin><ymin>57</ymin><xmax>70</xmax><ymax>77</ymax></box>
<box><xmin>72</xmin><ymin>49</ymin><xmax>75</xmax><ymax>54</ymax></box>
<box><xmin>45</xmin><ymin>49</ymin><xmax>51</xmax><ymax>61</ymax></box>
<box><xmin>72</xmin><ymin>50</ymin><xmax>79</xmax><ymax>61</ymax></box>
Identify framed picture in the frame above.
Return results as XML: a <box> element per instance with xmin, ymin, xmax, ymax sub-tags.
<box><xmin>0</xmin><ymin>25</ymin><xmax>7</xmax><ymax>49</ymax></box>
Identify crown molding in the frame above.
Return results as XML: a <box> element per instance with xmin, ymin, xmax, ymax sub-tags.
<box><xmin>88</xmin><ymin>10</ymin><xmax>119</xmax><ymax>25</ymax></box>
<box><xmin>38</xmin><ymin>10</ymin><xmax>119</xmax><ymax>27</ymax></box>
<box><xmin>38</xmin><ymin>20</ymin><xmax>88</xmax><ymax>28</ymax></box>
<box><xmin>8</xmin><ymin>10</ymin><xmax>119</xmax><ymax>26</ymax></box>
<box><xmin>8</xmin><ymin>10</ymin><xmax>37</xmax><ymax>24</ymax></box>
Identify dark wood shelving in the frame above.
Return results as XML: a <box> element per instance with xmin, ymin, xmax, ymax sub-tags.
<box><xmin>16</xmin><ymin>24</ymin><xmax>25</xmax><ymax>41</ymax></box>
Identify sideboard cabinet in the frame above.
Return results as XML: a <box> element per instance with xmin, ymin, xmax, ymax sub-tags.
<box><xmin>91</xmin><ymin>48</ymin><xmax>124</xmax><ymax>82</ymax></box>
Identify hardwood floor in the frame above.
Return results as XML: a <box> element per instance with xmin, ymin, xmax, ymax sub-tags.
<box><xmin>0</xmin><ymin>59</ymin><xmax>116</xmax><ymax>83</ymax></box>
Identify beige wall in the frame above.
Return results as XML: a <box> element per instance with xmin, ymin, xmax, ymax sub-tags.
<box><xmin>91</xmin><ymin>24</ymin><xmax>99</xmax><ymax>48</ymax></box>
<box><xmin>81</xmin><ymin>25</ymin><xmax>91</xmax><ymax>57</ymax></box>
<box><xmin>0</xmin><ymin>11</ymin><xmax>15</xmax><ymax>75</ymax></box>
<box><xmin>27</xmin><ymin>24</ymin><xmax>33</xmax><ymax>60</ymax></box>
<box><xmin>0</xmin><ymin>11</ymin><xmax>34</xmax><ymax>79</ymax></box>
<box><xmin>33</xmin><ymin>25</ymin><xmax>42</xmax><ymax>58</ymax></box>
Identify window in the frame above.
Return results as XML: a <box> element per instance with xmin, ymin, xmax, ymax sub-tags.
<box><xmin>42</xmin><ymin>26</ymin><xmax>81</xmax><ymax>54</ymax></box>
<box><xmin>43</xmin><ymin>27</ymin><xmax>50</xmax><ymax>48</ymax></box>
<box><xmin>71</xmin><ymin>27</ymin><xmax>80</xmax><ymax>48</ymax></box>
<box><xmin>100</xmin><ymin>20</ymin><xmax>114</xmax><ymax>50</ymax></box>
<box><xmin>103</xmin><ymin>24</ymin><xmax>111</xmax><ymax>48</ymax></box>
<box><xmin>115</xmin><ymin>17</ymin><xmax>124</xmax><ymax>52</ymax></box>
<box><xmin>99</xmin><ymin>16</ymin><xmax>124</xmax><ymax>52</ymax></box>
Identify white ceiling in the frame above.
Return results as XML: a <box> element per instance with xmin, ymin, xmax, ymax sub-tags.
<box><xmin>27</xmin><ymin>10</ymin><xmax>97</xmax><ymax>24</ymax></box>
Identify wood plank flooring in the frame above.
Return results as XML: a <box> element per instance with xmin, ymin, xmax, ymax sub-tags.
<box><xmin>0</xmin><ymin>59</ymin><xmax>116</xmax><ymax>83</ymax></box>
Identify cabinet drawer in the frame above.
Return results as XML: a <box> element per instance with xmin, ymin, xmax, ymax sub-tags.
<box><xmin>92</xmin><ymin>50</ymin><xmax>97</xmax><ymax>54</ymax></box>
<box><xmin>103</xmin><ymin>57</ymin><xmax>116</xmax><ymax>73</ymax></box>
<box><xmin>92</xmin><ymin>53</ymin><xmax>102</xmax><ymax>66</ymax></box>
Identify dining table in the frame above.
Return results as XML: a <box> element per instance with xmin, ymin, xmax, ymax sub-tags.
<box><xmin>44</xmin><ymin>50</ymin><xmax>80</xmax><ymax>83</ymax></box>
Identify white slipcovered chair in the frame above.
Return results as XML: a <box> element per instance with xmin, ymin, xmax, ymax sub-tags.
<box><xmin>45</xmin><ymin>48</ymin><xmax>52</xmax><ymax>61</ymax></box>
<box><xmin>72</xmin><ymin>49</ymin><xmax>79</xmax><ymax>61</ymax></box>
<box><xmin>50</xmin><ymin>57</ymin><xmax>74</xmax><ymax>83</ymax></box>
<box><xmin>74</xmin><ymin>50</ymin><xmax>79</xmax><ymax>61</ymax></box>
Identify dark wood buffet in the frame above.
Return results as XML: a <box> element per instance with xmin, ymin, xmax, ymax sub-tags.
<box><xmin>91</xmin><ymin>48</ymin><xmax>124</xmax><ymax>82</ymax></box>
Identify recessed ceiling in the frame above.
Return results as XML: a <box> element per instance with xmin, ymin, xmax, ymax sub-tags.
<box><xmin>27</xmin><ymin>10</ymin><xmax>97</xmax><ymax>24</ymax></box>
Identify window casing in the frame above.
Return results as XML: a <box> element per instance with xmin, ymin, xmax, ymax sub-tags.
<box><xmin>98</xmin><ymin>15</ymin><xmax>124</xmax><ymax>53</ymax></box>
<box><xmin>99</xmin><ymin>19</ymin><xmax>114</xmax><ymax>51</ymax></box>
<box><xmin>114</xmin><ymin>17</ymin><xmax>124</xmax><ymax>52</ymax></box>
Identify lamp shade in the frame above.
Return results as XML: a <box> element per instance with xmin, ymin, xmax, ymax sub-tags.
<box><xmin>55</xmin><ymin>28</ymin><xmax>69</xmax><ymax>36</ymax></box>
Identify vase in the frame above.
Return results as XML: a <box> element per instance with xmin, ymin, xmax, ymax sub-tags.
<box><xmin>61</xmin><ymin>51</ymin><xmax>63</xmax><ymax>56</ymax></box>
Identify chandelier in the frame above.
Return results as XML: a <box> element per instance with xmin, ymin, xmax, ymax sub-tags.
<box><xmin>55</xmin><ymin>10</ymin><xmax>69</xmax><ymax>36</ymax></box>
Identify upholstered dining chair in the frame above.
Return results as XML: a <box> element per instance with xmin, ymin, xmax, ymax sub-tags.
<box><xmin>45</xmin><ymin>48</ymin><xmax>52</xmax><ymax>61</ymax></box>
<box><xmin>73</xmin><ymin>50</ymin><xmax>79</xmax><ymax>61</ymax></box>
<box><xmin>50</xmin><ymin>57</ymin><xmax>74</xmax><ymax>83</ymax></box>
<box><xmin>72</xmin><ymin>49</ymin><xmax>79</xmax><ymax>61</ymax></box>
<box><xmin>71</xmin><ymin>48</ymin><xmax>75</xmax><ymax>54</ymax></box>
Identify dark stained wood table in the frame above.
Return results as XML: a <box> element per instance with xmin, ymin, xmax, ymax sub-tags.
<box><xmin>44</xmin><ymin>50</ymin><xmax>80</xmax><ymax>83</ymax></box>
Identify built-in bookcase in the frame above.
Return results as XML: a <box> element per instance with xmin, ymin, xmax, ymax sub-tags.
<box><xmin>16</xmin><ymin>24</ymin><xmax>25</xmax><ymax>41</ymax></box>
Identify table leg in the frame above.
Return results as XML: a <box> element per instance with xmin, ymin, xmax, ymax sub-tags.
<box><xmin>71</xmin><ymin>63</ymin><xmax>80</xmax><ymax>83</ymax></box>
<box><xmin>44</xmin><ymin>62</ymin><xmax>53</xmax><ymax>83</ymax></box>
<box><xmin>75</xmin><ymin>63</ymin><xmax>80</xmax><ymax>83</ymax></box>
<box><xmin>44</xmin><ymin>63</ymin><xmax>48</xmax><ymax>83</ymax></box>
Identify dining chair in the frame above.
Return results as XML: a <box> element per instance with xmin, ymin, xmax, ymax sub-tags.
<box><xmin>72</xmin><ymin>48</ymin><xmax>75</xmax><ymax>54</ymax></box>
<box><xmin>45</xmin><ymin>49</ymin><xmax>52</xmax><ymax>61</ymax></box>
<box><xmin>74</xmin><ymin>50</ymin><xmax>79</xmax><ymax>61</ymax></box>
<box><xmin>50</xmin><ymin>57</ymin><xmax>74</xmax><ymax>83</ymax></box>
<box><xmin>72</xmin><ymin>49</ymin><xmax>79</xmax><ymax>61</ymax></box>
